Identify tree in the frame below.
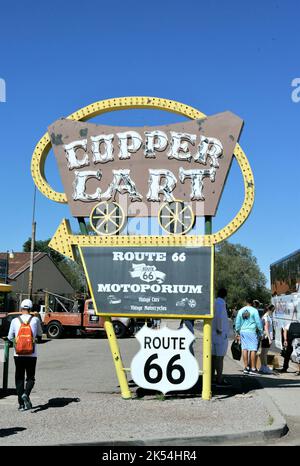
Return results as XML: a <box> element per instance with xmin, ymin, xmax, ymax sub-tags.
<box><xmin>23</xmin><ymin>238</ymin><xmax>64</xmax><ymax>264</ymax></box>
<box><xmin>23</xmin><ymin>237</ymin><xmax>86</xmax><ymax>293</ymax></box>
<box><xmin>57</xmin><ymin>258</ymin><xmax>86</xmax><ymax>294</ymax></box>
<box><xmin>215</xmin><ymin>241</ymin><xmax>271</xmax><ymax>309</ymax></box>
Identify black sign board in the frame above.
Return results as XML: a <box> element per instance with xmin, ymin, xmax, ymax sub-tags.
<box><xmin>81</xmin><ymin>246</ymin><xmax>213</xmax><ymax>319</ymax></box>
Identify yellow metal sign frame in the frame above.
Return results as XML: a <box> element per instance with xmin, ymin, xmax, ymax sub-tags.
<box><xmin>31</xmin><ymin>96</ymin><xmax>255</xmax><ymax>401</ymax></box>
<box><xmin>32</xmin><ymin>96</ymin><xmax>254</xmax><ymax>246</ymax></box>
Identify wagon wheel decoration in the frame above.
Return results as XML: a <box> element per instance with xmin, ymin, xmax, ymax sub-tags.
<box><xmin>90</xmin><ymin>201</ymin><xmax>125</xmax><ymax>235</ymax></box>
<box><xmin>158</xmin><ymin>201</ymin><xmax>195</xmax><ymax>235</ymax></box>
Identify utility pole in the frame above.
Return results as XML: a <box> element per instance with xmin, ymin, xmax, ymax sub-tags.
<box><xmin>28</xmin><ymin>187</ymin><xmax>36</xmax><ymax>300</ymax></box>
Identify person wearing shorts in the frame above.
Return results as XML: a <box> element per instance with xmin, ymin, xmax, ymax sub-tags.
<box><xmin>235</xmin><ymin>299</ymin><xmax>263</xmax><ymax>375</ymax></box>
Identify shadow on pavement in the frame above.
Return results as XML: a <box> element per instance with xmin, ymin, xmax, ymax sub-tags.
<box><xmin>0</xmin><ymin>427</ymin><xmax>26</xmax><ymax>438</ymax></box>
<box><xmin>133</xmin><ymin>372</ymin><xmax>282</xmax><ymax>400</ymax></box>
<box><xmin>0</xmin><ymin>388</ymin><xmax>17</xmax><ymax>399</ymax></box>
<box><xmin>253</xmin><ymin>370</ymin><xmax>300</xmax><ymax>389</ymax></box>
<box><xmin>134</xmin><ymin>375</ymin><xmax>245</xmax><ymax>400</ymax></box>
<box><xmin>215</xmin><ymin>369</ymin><xmax>300</xmax><ymax>399</ymax></box>
<box><xmin>31</xmin><ymin>397</ymin><xmax>80</xmax><ymax>413</ymax></box>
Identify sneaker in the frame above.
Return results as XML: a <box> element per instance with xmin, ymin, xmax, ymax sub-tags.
<box><xmin>259</xmin><ymin>365</ymin><xmax>272</xmax><ymax>374</ymax></box>
<box><xmin>243</xmin><ymin>367</ymin><xmax>250</xmax><ymax>375</ymax></box>
<box><xmin>21</xmin><ymin>393</ymin><xmax>32</xmax><ymax>410</ymax></box>
<box><xmin>278</xmin><ymin>368</ymin><xmax>288</xmax><ymax>373</ymax></box>
<box><xmin>17</xmin><ymin>404</ymin><xmax>25</xmax><ymax>411</ymax></box>
<box><xmin>248</xmin><ymin>369</ymin><xmax>259</xmax><ymax>376</ymax></box>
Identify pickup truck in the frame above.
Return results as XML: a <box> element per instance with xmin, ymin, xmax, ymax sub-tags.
<box><xmin>41</xmin><ymin>299</ymin><xmax>134</xmax><ymax>339</ymax></box>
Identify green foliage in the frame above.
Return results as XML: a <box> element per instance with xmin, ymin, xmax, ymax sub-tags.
<box><xmin>23</xmin><ymin>238</ymin><xmax>65</xmax><ymax>264</ymax></box>
<box><xmin>23</xmin><ymin>237</ymin><xmax>86</xmax><ymax>293</ymax></box>
<box><xmin>215</xmin><ymin>241</ymin><xmax>271</xmax><ymax>308</ymax></box>
<box><xmin>56</xmin><ymin>258</ymin><xmax>86</xmax><ymax>293</ymax></box>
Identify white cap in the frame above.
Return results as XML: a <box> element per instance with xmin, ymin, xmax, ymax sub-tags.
<box><xmin>21</xmin><ymin>299</ymin><xmax>33</xmax><ymax>309</ymax></box>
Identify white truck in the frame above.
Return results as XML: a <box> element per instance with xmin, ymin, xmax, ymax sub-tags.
<box><xmin>271</xmin><ymin>249</ymin><xmax>300</xmax><ymax>351</ymax></box>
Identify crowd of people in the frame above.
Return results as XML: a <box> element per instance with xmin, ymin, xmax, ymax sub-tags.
<box><xmin>211</xmin><ymin>290</ymin><xmax>290</xmax><ymax>387</ymax></box>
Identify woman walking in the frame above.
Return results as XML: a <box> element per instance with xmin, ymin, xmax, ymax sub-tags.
<box><xmin>259</xmin><ymin>304</ymin><xmax>275</xmax><ymax>374</ymax></box>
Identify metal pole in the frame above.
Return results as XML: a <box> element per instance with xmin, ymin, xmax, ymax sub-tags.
<box><xmin>4</xmin><ymin>251</ymin><xmax>9</xmax><ymax>312</ymax></box>
<box><xmin>78</xmin><ymin>217</ymin><xmax>88</xmax><ymax>235</ymax></box>
<box><xmin>2</xmin><ymin>339</ymin><xmax>9</xmax><ymax>392</ymax></box>
<box><xmin>76</xmin><ymin>217</ymin><xmax>131</xmax><ymax>399</ymax></box>
<box><xmin>76</xmin><ymin>218</ymin><xmax>88</xmax><ymax>295</ymax></box>
<box><xmin>28</xmin><ymin>221</ymin><xmax>36</xmax><ymax>300</ymax></box>
<box><xmin>28</xmin><ymin>186</ymin><xmax>37</xmax><ymax>300</ymax></box>
<box><xmin>45</xmin><ymin>289</ymin><xmax>49</xmax><ymax>312</ymax></box>
<box><xmin>104</xmin><ymin>317</ymin><xmax>131</xmax><ymax>399</ymax></box>
<box><xmin>202</xmin><ymin>216</ymin><xmax>213</xmax><ymax>400</ymax></box>
<box><xmin>5</xmin><ymin>251</ymin><xmax>8</xmax><ymax>284</ymax></box>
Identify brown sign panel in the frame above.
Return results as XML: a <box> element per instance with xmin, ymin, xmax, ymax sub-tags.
<box><xmin>48</xmin><ymin>111</ymin><xmax>243</xmax><ymax>217</ymax></box>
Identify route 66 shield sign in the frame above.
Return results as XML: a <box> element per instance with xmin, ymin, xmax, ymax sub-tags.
<box><xmin>129</xmin><ymin>263</ymin><xmax>166</xmax><ymax>283</ymax></box>
<box><xmin>130</xmin><ymin>325</ymin><xmax>199</xmax><ymax>394</ymax></box>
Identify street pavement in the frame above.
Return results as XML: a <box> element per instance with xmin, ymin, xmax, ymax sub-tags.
<box><xmin>0</xmin><ymin>319</ymin><xmax>299</xmax><ymax>446</ymax></box>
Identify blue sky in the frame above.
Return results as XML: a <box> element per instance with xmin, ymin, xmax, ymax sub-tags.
<box><xmin>0</xmin><ymin>0</ymin><xmax>299</xmax><ymax>286</ymax></box>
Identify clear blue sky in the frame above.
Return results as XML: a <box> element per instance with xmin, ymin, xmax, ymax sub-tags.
<box><xmin>0</xmin><ymin>0</ymin><xmax>299</xmax><ymax>287</ymax></box>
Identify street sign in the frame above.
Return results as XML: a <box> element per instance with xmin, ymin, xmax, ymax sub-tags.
<box><xmin>80</xmin><ymin>245</ymin><xmax>213</xmax><ymax>319</ymax></box>
<box><xmin>131</xmin><ymin>325</ymin><xmax>199</xmax><ymax>394</ymax></box>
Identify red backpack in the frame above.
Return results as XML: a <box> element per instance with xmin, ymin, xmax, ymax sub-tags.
<box><xmin>15</xmin><ymin>316</ymin><xmax>34</xmax><ymax>355</ymax></box>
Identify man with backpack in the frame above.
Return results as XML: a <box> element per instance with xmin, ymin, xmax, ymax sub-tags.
<box><xmin>7</xmin><ymin>299</ymin><xmax>43</xmax><ymax>411</ymax></box>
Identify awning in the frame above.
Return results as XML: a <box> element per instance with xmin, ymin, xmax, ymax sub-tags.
<box><xmin>0</xmin><ymin>284</ymin><xmax>12</xmax><ymax>292</ymax></box>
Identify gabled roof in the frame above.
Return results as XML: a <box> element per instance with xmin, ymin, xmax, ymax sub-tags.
<box><xmin>270</xmin><ymin>249</ymin><xmax>300</xmax><ymax>267</ymax></box>
<box><xmin>0</xmin><ymin>252</ymin><xmax>46</xmax><ymax>279</ymax></box>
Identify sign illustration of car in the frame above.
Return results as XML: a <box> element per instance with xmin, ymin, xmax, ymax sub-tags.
<box><xmin>176</xmin><ymin>298</ymin><xmax>197</xmax><ymax>309</ymax></box>
<box><xmin>107</xmin><ymin>295</ymin><xmax>122</xmax><ymax>304</ymax></box>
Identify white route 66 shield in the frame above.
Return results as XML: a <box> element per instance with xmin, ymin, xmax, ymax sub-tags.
<box><xmin>129</xmin><ymin>263</ymin><xmax>166</xmax><ymax>284</ymax></box>
<box><xmin>131</xmin><ymin>325</ymin><xmax>199</xmax><ymax>394</ymax></box>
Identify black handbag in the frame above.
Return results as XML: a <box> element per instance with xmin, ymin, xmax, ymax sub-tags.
<box><xmin>281</xmin><ymin>347</ymin><xmax>287</xmax><ymax>358</ymax></box>
<box><xmin>261</xmin><ymin>335</ymin><xmax>271</xmax><ymax>348</ymax></box>
<box><xmin>231</xmin><ymin>339</ymin><xmax>242</xmax><ymax>360</ymax></box>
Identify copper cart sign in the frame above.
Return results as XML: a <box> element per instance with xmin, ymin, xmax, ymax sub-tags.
<box><xmin>48</xmin><ymin>112</ymin><xmax>242</xmax><ymax>218</ymax></box>
<box><xmin>31</xmin><ymin>96</ymin><xmax>255</xmax><ymax>400</ymax></box>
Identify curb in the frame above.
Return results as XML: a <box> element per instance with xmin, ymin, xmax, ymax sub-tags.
<box><xmin>57</xmin><ymin>391</ymin><xmax>287</xmax><ymax>446</ymax></box>
<box><xmin>58</xmin><ymin>420</ymin><xmax>287</xmax><ymax>446</ymax></box>
<box><xmin>56</xmin><ymin>356</ymin><xmax>288</xmax><ymax>446</ymax></box>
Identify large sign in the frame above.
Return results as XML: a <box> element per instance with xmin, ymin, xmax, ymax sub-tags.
<box><xmin>31</xmin><ymin>96</ymin><xmax>255</xmax><ymax>400</ymax></box>
<box><xmin>80</xmin><ymin>245</ymin><xmax>213</xmax><ymax>318</ymax></box>
<box><xmin>48</xmin><ymin>112</ymin><xmax>242</xmax><ymax>218</ymax></box>
<box><xmin>131</xmin><ymin>326</ymin><xmax>199</xmax><ymax>394</ymax></box>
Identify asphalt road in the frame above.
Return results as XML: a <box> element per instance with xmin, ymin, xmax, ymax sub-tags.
<box><xmin>0</xmin><ymin>320</ymin><xmax>278</xmax><ymax>446</ymax></box>
<box><xmin>4</xmin><ymin>317</ymin><xmax>281</xmax><ymax>394</ymax></box>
